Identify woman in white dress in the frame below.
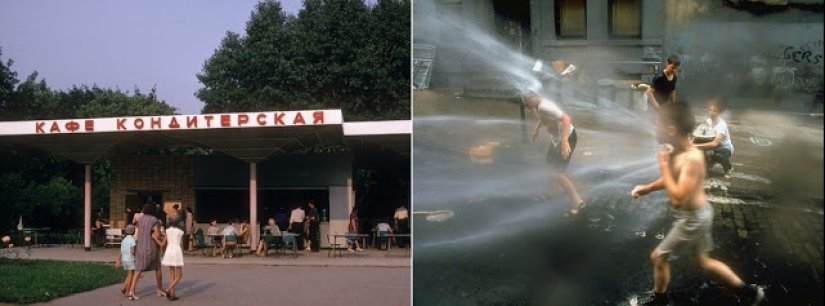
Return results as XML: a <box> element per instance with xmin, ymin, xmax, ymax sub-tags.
<box><xmin>160</xmin><ymin>216</ymin><xmax>184</xmax><ymax>301</ymax></box>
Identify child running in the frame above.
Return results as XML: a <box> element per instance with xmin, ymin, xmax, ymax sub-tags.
<box><xmin>160</xmin><ymin>216</ymin><xmax>185</xmax><ymax>301</ymax></box>
<box><xmin>114</xmin><ymin>224</ymin><xmax>138</xmax><ymax>300</ymax></box>
<box><xmin>630</xmin><ymin>102</ymin><xmax>764</xmax><ymax>305</ymax></box>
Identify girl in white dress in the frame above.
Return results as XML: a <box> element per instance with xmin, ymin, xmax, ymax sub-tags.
<box><xmin>161</xmin><ymin>216</ymin><xmax>184</xmax><ymax>301</ymax></box>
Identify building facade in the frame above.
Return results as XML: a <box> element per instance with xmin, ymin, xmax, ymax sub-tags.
<box><xmin>416</xmin><ymin>0</ymin><xmax>823</xmax><ymax>110</ymax></box>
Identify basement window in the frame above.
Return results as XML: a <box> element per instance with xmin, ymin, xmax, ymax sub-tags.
<box><xmin>555</xmin><ymin>0</ymin><xmax>586</xmax><ymax>39</ymax></box>
<box><xmin>609</xmin><ymin>0</ymin><xmax>642</xmax><ymax>39</ymax></box>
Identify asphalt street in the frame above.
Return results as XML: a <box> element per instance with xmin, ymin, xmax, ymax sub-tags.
<box><xmin>412</xmin><ymin>89</ymin><xmax>824</xmax><ymax>306</ymax></box>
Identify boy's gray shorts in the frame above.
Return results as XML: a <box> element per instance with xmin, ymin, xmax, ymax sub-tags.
<box><xmin>656</xmin><ymin>202</ymin><xmax>714</xmax><ymax>260</ymax></box>
<box><xmin>122</xmin><ymin>260</ymin><xmax>136</xmax><ymax>271</ymax></box>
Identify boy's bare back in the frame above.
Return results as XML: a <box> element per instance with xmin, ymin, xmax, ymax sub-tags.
<box><xmin>666</xmin><ymin>146</ymin><xmax>707</xmax><ymax>210</ymax></box>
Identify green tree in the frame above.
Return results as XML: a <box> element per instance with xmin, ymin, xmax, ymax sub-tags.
<box><xmin>0</xmin><ymin>50</ymin><xmax>186</xmax><ymax>231</ymax></box>
<box><xmin>0</xmin><ymin>47</ymin><xmax>19</xmax><ymax>113</ymax></box>
<box><xmin>196</xmin><ymin>0</ymin><xmax>410</xmax><ymax>121</ymax></box>
<box><xmin>74</xmin><ymin>86</ymin><xmax>177</xmax><ymax>118</ymax></box>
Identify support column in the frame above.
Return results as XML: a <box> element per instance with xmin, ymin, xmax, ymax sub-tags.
<box><xmin>249</xmin><ymin>162</ymin><xmax>258</xmax><ymax>252</ymax></box>
<box><xmin>84</xmin><ymin>164</ymin><xmax>92</xmax><ymax>251</ymax></box>
<box><xmin>348</xmin><ymin>178</ymin><xmax>354</xmax><ymax>213</ymax></box>
<box><xmin>519</xmin><ymin>99</ymin><xmax>528</xmax><ymax>143</ymax></box>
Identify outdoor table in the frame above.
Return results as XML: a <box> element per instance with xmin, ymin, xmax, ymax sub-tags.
<box><xmin>22</xmin><ymin>228</ymin><xmax>50</xmax><ymax>248</ymax></box>
<box><xmin>386</xmin><ymin>233</ymin><xmax>411</xmax><ymax>256</ymax></box>
<box><xmin>329</xmin><ymin>233</ymin><xmax>369</xmax><ymax>257</ymax></box>
<box><xmin>372</xmin><ymin>230</ymin><xmax>397</xmax><ymax>250</ymax></box>
<box><xmin>260</xmin><ymin>234</ymin><xmax>284</xmax><ymax>257</ymax></box>
<box><xmin>206</xmin><ymin>234</ymin><xmax>223</xmax><ymax>257</ymax></box>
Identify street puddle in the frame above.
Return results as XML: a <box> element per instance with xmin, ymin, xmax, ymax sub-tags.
<box><xmin>414</xmin><ymin>210</ymin><xmax>456</xmax><ymax>222</ymax></box>
<box><xmin>469</xmin><ymin>141</ymin><xmax>501</xmax><ymax>164</ymax></box>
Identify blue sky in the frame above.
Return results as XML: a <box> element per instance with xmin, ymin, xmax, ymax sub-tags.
<box><xmin>0</xmin><ymin>0</ymin><xmax>309</xmax><ymax>115</ymax></box>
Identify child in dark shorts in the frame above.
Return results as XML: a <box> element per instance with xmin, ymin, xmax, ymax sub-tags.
<box><xmin>522</xmin><ymin>91</ymin><xmax>585</xmax><ymax>216</ymax></box>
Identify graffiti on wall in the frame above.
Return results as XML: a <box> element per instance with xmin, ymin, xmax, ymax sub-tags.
<box><xmin>783</xmin><ymin>40</ymin><xmax>824</xmax><ymax>65</ymax></box>
<box><xmin>741</xmin><ymin>41</ymin><xmax>823</xmax><ymax>94</ymax></box>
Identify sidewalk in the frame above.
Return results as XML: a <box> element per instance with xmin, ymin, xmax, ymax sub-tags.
<box><xmin>19</xmin><ymin>245</ymin><xmax>412</xmax><ymax>267</ymax></box>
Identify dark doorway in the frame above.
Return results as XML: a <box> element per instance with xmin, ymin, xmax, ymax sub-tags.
<box><xmin>259</xmin><ymin>189</ymin><xmax>329</xmax><ymax>231</ymax></box>
<box><xmin>493</xmin><ymin>0</ymin><xmax>532</xmax><ymax>53</ymax></box>
<box><xmin>194</xmin><ymin>189</ymin><xmax>249</xmax><ymax>223</ymax></box>
<box><xmin>125</xmin><ymin>192</ymin><xmax>163</xmax><ymax>223</ymax></box>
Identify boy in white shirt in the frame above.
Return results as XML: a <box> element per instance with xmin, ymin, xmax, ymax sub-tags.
<box><xmin>522</xmin><ymin>91</ymin><xmax>585</xmax><ymax>217</ymax></box>
<box><xmin>693</xmin><ymin>98</ymin><xmax>735</xmax><ymax>179</ymax></box>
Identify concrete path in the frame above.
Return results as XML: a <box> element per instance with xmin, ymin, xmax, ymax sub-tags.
<box><xmin>22</xmin><ymin>245</ymin><xmax>411</xmax><ymax>267</ymax></box>
<box><xmin>6</xmin><ymin>246</ymin><xmax>410</xmax><ymax>306</ymax></box>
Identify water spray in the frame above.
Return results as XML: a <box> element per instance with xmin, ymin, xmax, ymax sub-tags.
<box><xmin>531</xmin><ymin>60</ymin><xmax>577</xmax><ymax>82</ymax></box>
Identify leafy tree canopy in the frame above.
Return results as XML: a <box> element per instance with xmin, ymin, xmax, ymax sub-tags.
<box><xmin>0</xmin><ymin>50</ymin><xmax>181</xmax><ymax>231</ymax></box>
<box><xmin>196</xmin><ymin>0</ymin><xmax>411</xmax><ymax>121</ymax></box>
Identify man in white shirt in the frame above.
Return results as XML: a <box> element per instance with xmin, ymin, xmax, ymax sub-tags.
<box><xmin>394</xmin><ymin>205</ymin><xmax>408</xmax><ymax>221</ymax></box>
<box><xmin>693</xmin><ymin>98</ymin><xmax>735</xmax><ymax>179</ymax></box>
<box><xmin>286</xmin><ymin>205</ymin><xmax>306</xmax><ymax>249</ymax></box>
<box><xmin>393</xmin><ymin>205</ymin><xmax>409</xmax><ymax>247</ymax></box>
<box><xmin>522</xmin><ymin>91</ymin><xmax>585</xmax><ymax>217</ymax></box>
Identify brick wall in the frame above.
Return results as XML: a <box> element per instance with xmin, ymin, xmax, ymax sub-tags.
<box><xmin>109</xmin><ymin>155</ymin><xmax>195</xmax><ymax>226</ymax></box>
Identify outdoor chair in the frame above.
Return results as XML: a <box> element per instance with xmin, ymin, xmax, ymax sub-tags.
<box><xmin>282</xmin><ymin>233</ymin><xmax>298</xmax><ymax>258</ymax></box>
<box><xmin>237</xmin><ymin>232</ymin><xmax>250</xmax><ymax>256</ymax></box>
<box><xmin>104</xmin><ymin>228</ymin><xmax>123</xmax><ymax>248</ymax></box>
<box><xmin>327</xmin><ymin>234</ymin><xmax>345</xmax><ymax>258</ymax></box>
<box><xmin>192</xmin><ymin>233</ymin><xmax>208</xmax><ymax>257</ymax></box>
<box><xmin>376</xmin><ymin>231</ymin><xmax>390</xmax><ymax>250</ymax></box>
<box><xmin>65</xmin><ymin>229</ymin><xmax>81</xmax><ymax>248</ymax></box>
<box><xmin>263</xmin><ymin>235</ymin><xmax>284</xmax><ymax>258</ymax></box>
<box><xmin>223</xmin><ymin>234</ymin><xmax>238</xmax><ymax>258</ymax></box>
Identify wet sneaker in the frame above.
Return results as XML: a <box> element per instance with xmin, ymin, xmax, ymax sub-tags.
<box><xmin>639</xmin><ymin>293</ymin><xmax>669</xmax><ymax>306</ymax></box>
<box><xmin>740</xmin><ymin>284</ymin><xmax>765</xmax><ymax>306</ymax></box>
<box><xmin>724</xmin><ymin>167</ymin><xmax>734</xmax><ymax>179</ymax></box>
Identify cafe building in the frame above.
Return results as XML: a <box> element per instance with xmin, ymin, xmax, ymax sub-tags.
<box><xmin>0</xmin><ymin>109</ymin><xmax>410</xmax><ymax>251</ymax></box>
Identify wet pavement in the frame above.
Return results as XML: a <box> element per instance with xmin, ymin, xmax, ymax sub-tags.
<box><xmin>3</xmin><ymin>246</ymin><xmax>410</xmax><ymax>305</ymax></box>
<box><xmin>412</xmin><ymin>89</ymin><xmax>823</xmax><ymax>306</ymax></box>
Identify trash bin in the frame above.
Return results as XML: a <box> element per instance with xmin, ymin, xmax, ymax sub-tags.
<box><xmin>633</xmin><ymin>91</ymin><xmax>647</xmax><ymax>111</ymax></box>
<box><xmin>613</xmin><ymin>82</ymin><xmax>632</xmax><ymax>108</ymax></box>
<box><xmin>596</xmin><ymin>79</ymin><xmax>615</xmax><ymax>107</ymax></box>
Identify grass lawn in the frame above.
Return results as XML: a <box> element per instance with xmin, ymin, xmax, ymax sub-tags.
<box><xmin>0</xmin><ymin>257</ymin><xmax>126</xmax><ymax>304</ymax></box>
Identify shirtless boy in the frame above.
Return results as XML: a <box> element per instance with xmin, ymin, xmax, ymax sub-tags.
<box><xmin>630</xmin><ymin>102</ymin><xmax>764</xmax><ymax>305</ymax></box>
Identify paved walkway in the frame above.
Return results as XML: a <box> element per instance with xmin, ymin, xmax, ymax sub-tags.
<box><xmin>4</xmin><ymin>246</ymin><xmax>410</xmax><ymax>306</ymax></box>
<box><xmin>19</xmin><ymin>245</ymin><xmax>411</xmax><ymax>267</ymax></box>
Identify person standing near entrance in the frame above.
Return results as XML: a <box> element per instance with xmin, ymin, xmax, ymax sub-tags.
<box><xmin>346</xmin><ymin>207</ymin><xmax>363</xmax><ymax>252</ymax></box>
<box><xmin>167</xmin><ymin>204</ymin><xmax>180</xmax><ymax>225</ymax></box>
<box><xmin>394</xmin><ymin>205</ymin><xmax>409</xmax><ymax>247</ymax></box>
<box><xmin>646</xmin><ymin>55</ymin><xmax>680</xmax><ymax>111</ymax></box>
<box><xmin>286</xmin><ymin>204</ymin><xmax>306</xmax><ymax>250</ymax></box>
<box><xmin>305</xmin><ymin>200</ymin><xmax>320</xmax><ymax>252</ymax></box>
<box><xmin>521</xmin><ymin>91</ymin><xmax>586</xmax><ymax>217</ymax></box>
<box><xmin>184</xmin><ymin>207</ymin><xmax>194</xmax><ymax>252</ymax></box>
<box><xmin>630</xmin><ymin>102</ymin><xmax>764</xmax><ymax>305</ymax></box>
<box><xmin>155</xmin><ymin>203</ymin><xmax>167</xmax><ymax>230</ymax></box>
